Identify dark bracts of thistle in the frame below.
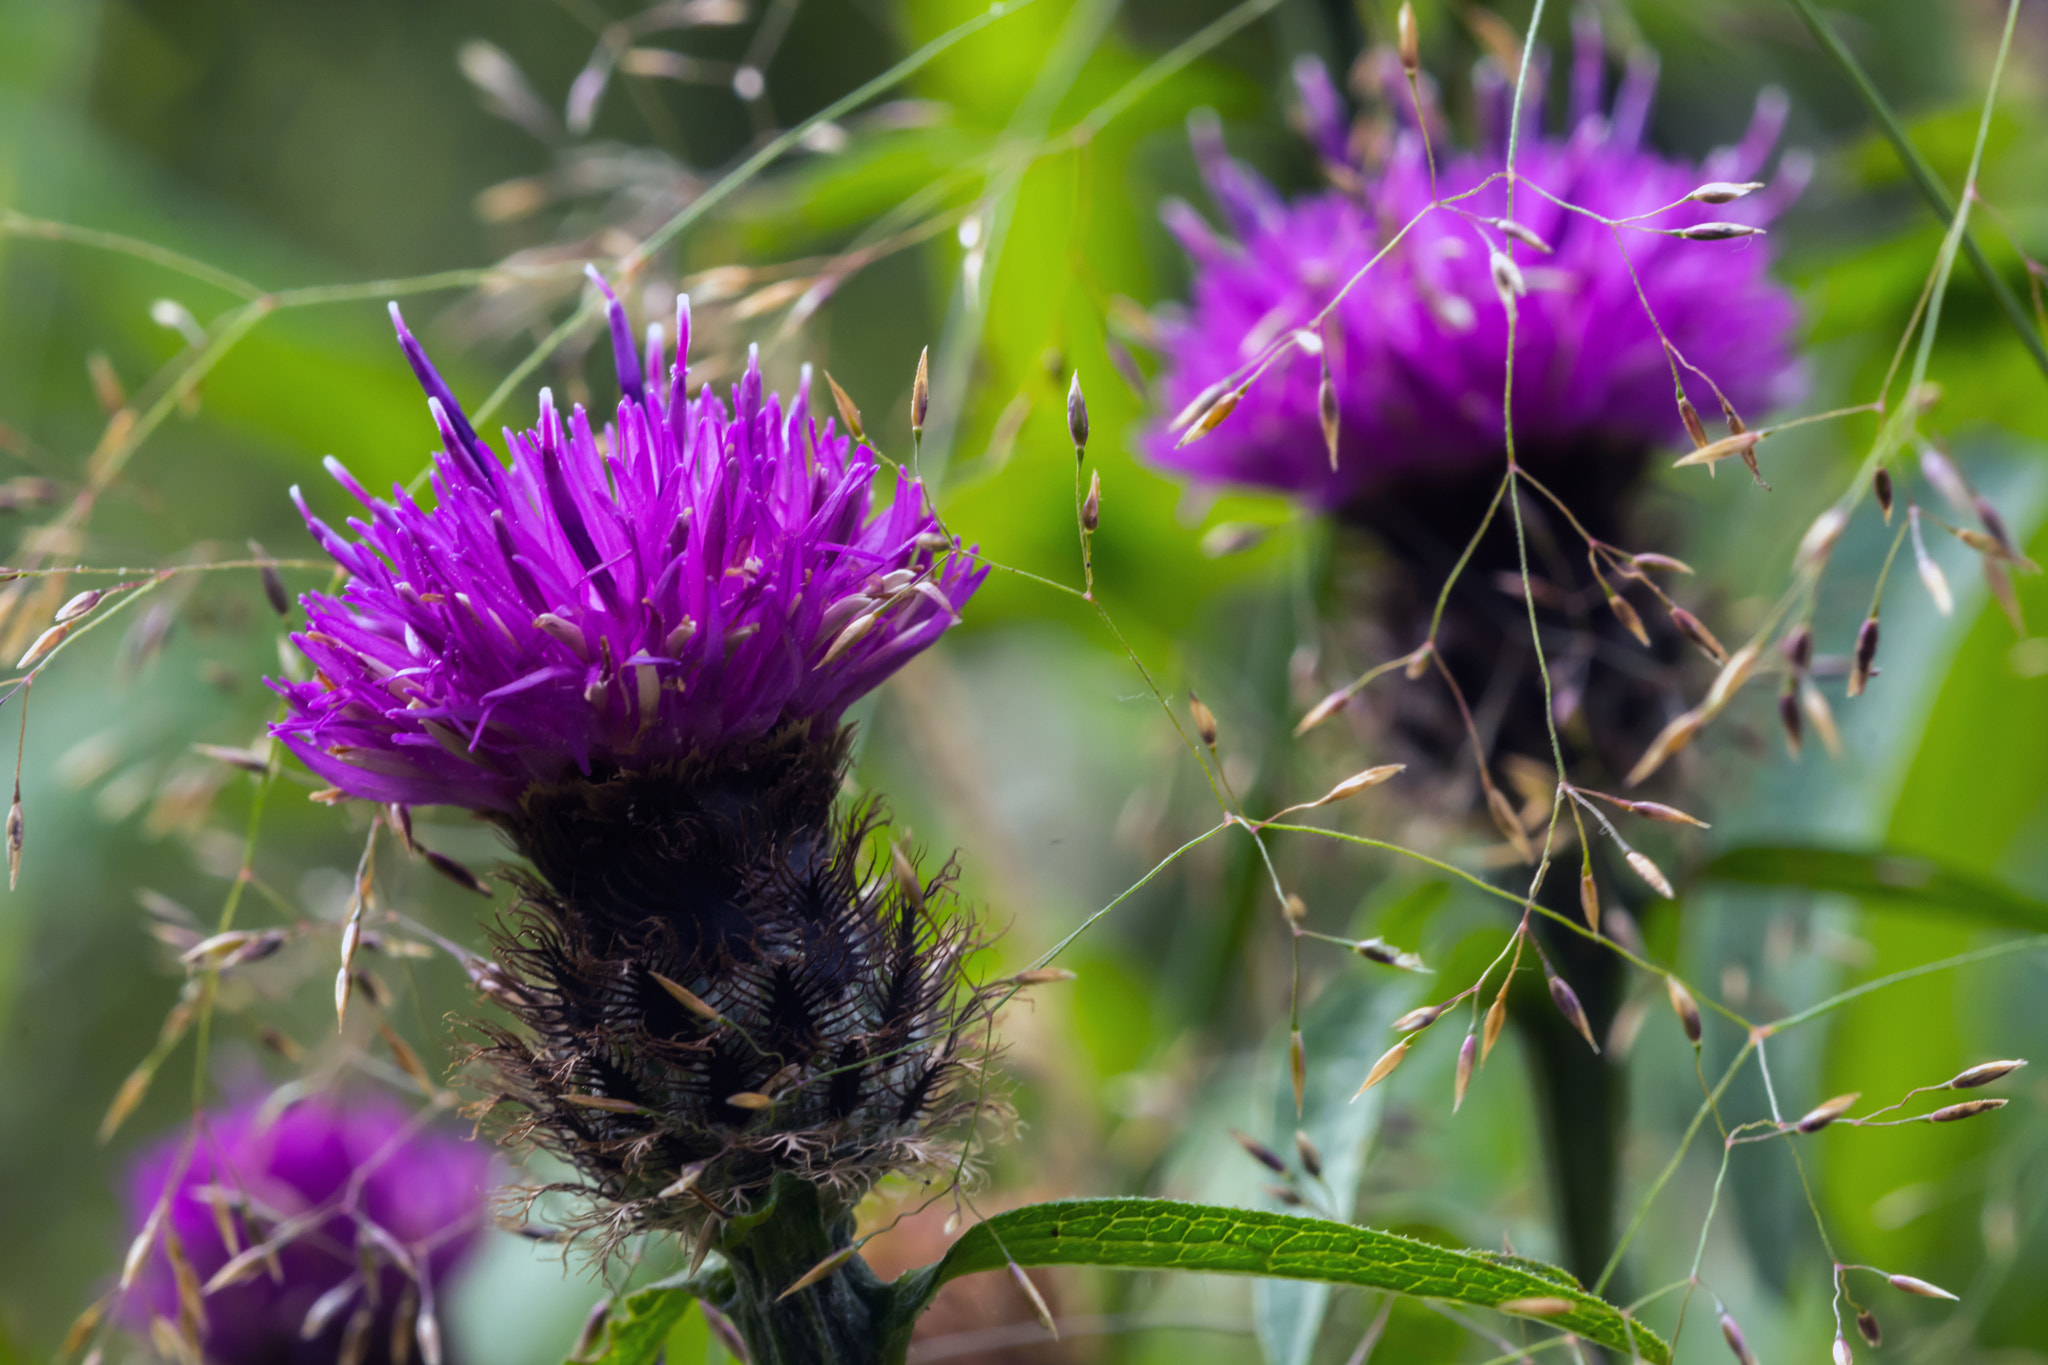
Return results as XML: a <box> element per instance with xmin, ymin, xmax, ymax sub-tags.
<box><xmin>468</xmin><ymin>730</ymin><xmax>1002</xmax><ymax>1247</ymax></box>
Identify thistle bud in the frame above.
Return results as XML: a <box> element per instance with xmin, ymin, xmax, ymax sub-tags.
<box><xmin>1795</xmin><ymin>1092</ymin><xmax>1860</xmax><ymax>1133</ymax></box>
<box><xmin>1453</xmin><ymin>1031</ymin><xmax>1477</xmax><ymax>1112</ymax></box>
<box><xmin>1065</xmin><ymin>370</ymin><xmax>1087</xmax><ymax>451</ymax></box>
<box><xmin>1670</xmin><ymin>607</ymin><xmax>1729</xmax><ymax>664</ymax></box>
<box><xmin>1081</xmin><ymin>470</ymin><xmax>1101</xmax><ymax>532</ymax></box>
<box><xmin>1887</xmin><ymin>1273</ymin><xmax>1959</xmax><ymax>1301</ymax></box>
<box><xmin>1396</xmin><ymin>1</ymin><xmax>1419</xmax><ymax>74</ymax></box>
<box><xmin>1353</xmin><ymin>1039</ymin><xmax>1407</xmax><ymax>1098</ymax></box>
<box><xmin>1848</xmin><ymin>617</ymin><xmax>1879</xmax><ymax>698</ymax></box>
<box><xmin>1547</xmin><ymin>972</ymin><xmax>1600</xmax><ymax>1052</ymax></box>
<box><xmin>1229</xmin><ymin>1128</ymin><xmax>1289</xmax><ymax>1174</ymax></box>
<box><xmin>1189</xmin><ymin>691</ymin><xmax>1218</xmax><ymax>747</ymax></box>
<box><xmin>1929</xmin><ymin>1097</ymin><xmax>2007</xmax><ymax>1122</ymax></box>
<box><xmin>1294</xmin><ymin>1129</ymin><xmax>1323</xmax><ymax>1178</ymax></box>
<box><xmin>911</xmin><ymin>346</ymin><xmax>930</xmax><ymax>437</ymax></box>
<box><xmin>1720</xmin><ymin>1312</ymin><xmax>1758</xmax><ymax>1365</ymax></box>
<box><xmin>1950</xmin><ymin>1058</ymin><xmax>2026</xmax><ymax>1089</ymax></box>
<box><xmin>1874</xmin><ymin>466</ymin><xmax>1894</xmax><ymax>522</ymax></box>
<box><xmin>1667</xmin><ymin>976</ymin><xmax>1702</xmax><ymax>1044</ymax></box>
<box><xmin>1676</xmin><ymin>222</ymin><xmax>1766</xmax><ymax>241</ymax></box>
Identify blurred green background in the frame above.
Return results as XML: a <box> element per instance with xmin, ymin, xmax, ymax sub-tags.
<box><xmin>3</xmin><ymin>0</ymin><xmax>2047</xmax><ymax>1361</ymax></box>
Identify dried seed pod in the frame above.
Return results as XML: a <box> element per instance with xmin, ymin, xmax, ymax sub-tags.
<box><xmin>1667</xmin><ymin>976</ymin><xmax>1702</xmax><ymax>1044</ymax></box>
<box><xmin>1579</xmin><ymin>868</ymin><xmax>1600</xmax><ymax>933</ymax></box>
<box><xmin>1950</xmin><ymin>1058</ymin><xmax>2026</xmax><ymax>1088</ymax></box>
<box><xmin>1547</xmin><ymin>973</ymin><xmax>1600</xmax><ymax>1052</ymax></box>
<box><xmin>823</xmin><ymin>372</ymin><xmax>864</xmax><ymax>443</ymax></box>
<box><xmin>1397</xmin><ymin>1</ymin><xmax>1419</xmax><ymax>73</ymax></box>
<box><xmin>1174</xmin><ymin>384</ymin><xmax>1241</xmax><ymax>447</ymax></box>
<box><xmin>1354</xmin><ymin>1039</ymin><xmax>1408</xmax><ymax>1098</ymax></box>
<box><xmin>1318</xmin><ymin>351</ymin><xmax>1340</xmax><ymax>471</ymax></box>
<box><xmin>1720</xmin><ymin>1312</ymin><xmax>1758</xmax><ymax>1365</ymax></box>
<box><xmin>1848</xmin><ymin>617</ymin><xmax>1879</xmax><ymax>697</ymax></box>
<box><xmin>1795</xmin><ymin>1092</ymin><xmax>1860</xmax><ymax>1133</ymax></box>
<box><xmin>1230</xmin><ymin>1128</ymin><xmax>1290</xmax><ymax>1175</ymax></box>
<box><xmin>1009</xmin><ymin>1262</ymin><xmax>1058</xmax><ymax>1339</ymax></box>
<box><xmin>1669</xmin><ymin>607</ymin><xmax>1729</xmax><ymax>664</ymax></box>
<box><xmin>1453</xmin><ymin>1031</ymin><xmax>1477</xmax><ymax>1112</ymax></box>
<box><xmin>1874</xmin><ymin>466</ymin><xmax>1894</xmax><ymax>522</ymax></box>
<box><xmin>911</xmin><ymin>347</ymin><xmax>930</xmax><ymax>438</ymax></box>
<box><xmin>1676</xmin><ymin>222</ymin><xmax>1765</xmax><ymax>241</ymax></box>
<box><xmin>1081</xmin><ymin>470</ymin><xmax>1101</xmax><ymax>532</ymax></box>
<box><xmin>1802</xmin><ymin>682</ymin><xmax>1843</xmax><ymax>759</ymax></box>
<box><xmin>1607</xmin><ymin>590</ymin><xmax>1651</xmax><ymax>647</ymax></box>
<box><xmin>1392</xmin><ymin>1002</ymin><xmax>1445</xmax><ymax>1032</ymax></box>
<box><xmin>1627</xmin><ymin>709</ymin><xmax>1703</xmax><ymax>787</ymax></box>
<box><xmin>1778</xmin><ymin>688</ymin><xmax>1804</xmax><ymax>757</ymax></box>
<box><xmin>1626</xmin><ymin>849</ymin><xmax>1674</xmax><ymax>900</ymax></box>
<box><xmin>1065</xmin><ymin>370</ymin><xmax>1086</xmax><ymax>451</ymax></box>
<box><xmin>1686</xmin><ymin>181</ymin><xmax>1765</xmax><ymax>204</ymax></box>
<box><xmin>1189</xmin><ymin>692</ymin><xmax>1218</xmax><ymax>747</ymax></box>
<box><xmin>1887</xmin><ymin>1273</ymin><xmax>1959</xmax><ymax>1301</ymax></box>
<box><xmin>1289</xmin><ymin>1029</ymin><xmax>1306</xmax><ymax>1116</ymax></box>
<box><xmin>1294</xmin><ymin>1129</ymin><xmax>1323</xmax><ymax>1178</ymax></box>
<box><xmin>1908</xmin><ymin>507</ymin><xmax>1954</xmax><ymax>616</ymax></box>
<box><xmin>1295</xmin><ymin>688</ymin><xmax>1349</xmax><ymax>735</ymax></box>
<box><xmin>1679</xmin><ymin>396</ymin><xmax>1709</xmax><ymax>449</ymax></box>
<box><xmin>1781</xmin><ymin>623</ymin><xmax>1814</xmax><ymax>673</ymax></box>
<box><xmin>1313</xmin><ymin>765</ymin><xmax>1406</xmax><ymax>806</ymax></box>
<box><xmin>1481</xmin><ymin>994</ymin><xmax>1508</xmax><ymax>1061</ymax></box>
<box><xmin>1929</xmin><ymin>1097</ymin><xmax>2007</xmax><ymax>1122</ymax></box>
<box><xmin>1629</xmin><ymin>800</ymin><xmax>1710</xmax><ymax>828</ymax></box>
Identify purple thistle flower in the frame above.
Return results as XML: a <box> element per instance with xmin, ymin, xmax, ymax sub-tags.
<box><xmin>271</xmin><ymin>278</ymin><xmax>985</xmax><ymax>812</ymax></box>
<box><xmin>1147</xmin><ymin>28</ymin><xmax>1805</xmax><ymax>509</ymax></box>
<box><xmin>122</xmin><ymin>1093</ymin><xmax>491</xmax><ymax>1365</ymax></box>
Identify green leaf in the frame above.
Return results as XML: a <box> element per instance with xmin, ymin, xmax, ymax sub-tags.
<box><xmin>1702</xmin><ymin>844</ymin><xmax>2048</xmax><ymax>933</ymax></box>
<box><xmin>898</xmin><ymin>1200</ymin><xmax>1669</xmax><ymax>1363</ymax></box>
<box><xmin>570</xmin><ymin>1272</ymin><xmax>697</xmax><ymax>1365</ymax></box>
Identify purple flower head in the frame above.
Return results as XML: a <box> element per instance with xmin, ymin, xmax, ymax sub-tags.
<box><xmin>1147</xmin><ymin>23</ymin><xmax>1805</xmax><ymax>510</ymax></box>
<box><xmin>271</xmin><ymin>276</ymin><xmax>985</xmax><ymax>812</ymax></box>
<box><xmin>122</xmin><ymin>1093</ymin><xmax>491</xmax><ymax>1365</ymax></box>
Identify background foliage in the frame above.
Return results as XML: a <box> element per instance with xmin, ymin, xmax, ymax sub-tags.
<box><xmin>2</xmin><ymin>0</ymin><xmax>2046</xmax><ymax>1361</ymax></box>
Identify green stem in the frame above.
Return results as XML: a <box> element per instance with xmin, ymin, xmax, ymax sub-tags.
<box><xmin>1784</xmin><ymin>0</ymin><xmax>2048</xmax><ymax>383</ymax></box>
<box><xmin>703</xmin><ymin>1175</ymin><xmax>903</xmax><ymax>1365</ymax></box>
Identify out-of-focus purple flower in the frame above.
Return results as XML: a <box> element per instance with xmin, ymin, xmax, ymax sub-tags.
<box><xmin>1148</xmin><ymin>26</ymin><xmax>1805</xmax><ymax>509</ymax></box>
<box><xmin>122</xmin><ymin>1094</ymin><xmax>491</xmax><ymax>1365</ymax></box>
<box><xmin>272</xmin><ymin>277</ymin><xmax>985</xmax><ymax>812</ymax></box>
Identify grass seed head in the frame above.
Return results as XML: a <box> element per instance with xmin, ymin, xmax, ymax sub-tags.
<box><xmin>1066</xmin><ymin>370</ymin><xmax>1087</xmax><ymax>451</ymax></box>
<box><xmin>1667</xmin><ymin>976</ymin><xmax>1703</xmax><ymax>1043</ymax></box>
<box><xmin>1796</xmin><ymin>1092</ymin><xmax>1860</xmax><ymax>1133</ymax></box>
<box><xmin>1950</xmin><ymin>1058</ymin><xmax>2026</xmax><ymax>1089</ymax></box>
<box><xmin>1848</xmin><ymin>617</ymin><xmax>1880</xmax><ymax>697</ymax></box>
<box><xmin>1887</xmin><ymin>1273</ymin><xmax>1958</xmax><ymax>1301</ymax></box>
<box><xmin>1930</xmin><ymin>1097</ymin><xmax>2007</xmax><ymax>1122</ymax></box>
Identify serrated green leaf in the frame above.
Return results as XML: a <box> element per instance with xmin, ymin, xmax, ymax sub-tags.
<box><xmin>901</xmin><ymin>1199</ymin><xmax>1668</xmax><ymax>1363</ymax></box>
<box><xmin>1702</xmin><ymin>844</ymin><xmax>2048</xmax><ymax>932</ymax></box>
<box><xmin>569</xmin><ymin>1272</ymin><xmax>696</xmax><ymax>1365</ymax></box>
